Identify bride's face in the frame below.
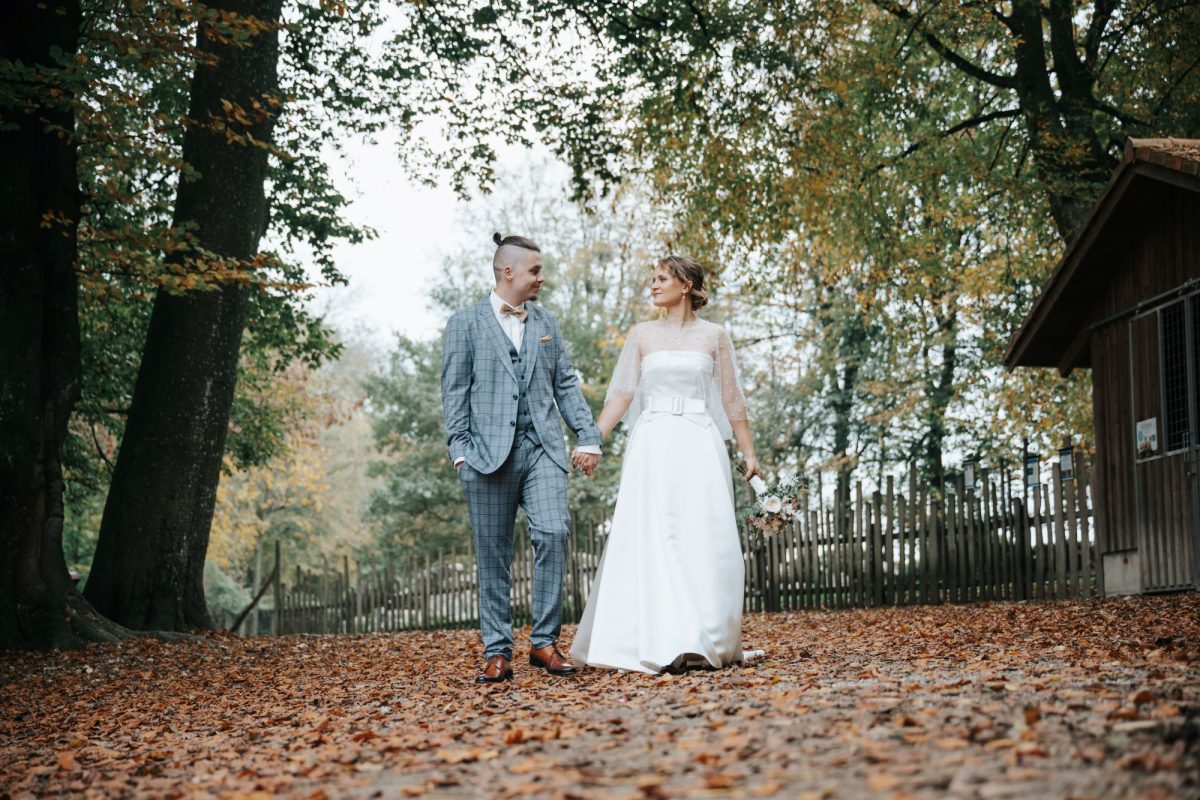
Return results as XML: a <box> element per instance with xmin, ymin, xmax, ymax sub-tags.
<box><xmin>650</xmin><ymin>266</ymin><xmax>690</xmax><ymax>308</ymax></box>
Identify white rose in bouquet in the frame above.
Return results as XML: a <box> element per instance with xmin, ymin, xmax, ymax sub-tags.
<box><xmin>762</xmin><ymin>495</ymin><xmax>784</xmax><ymax>514</ymax></box>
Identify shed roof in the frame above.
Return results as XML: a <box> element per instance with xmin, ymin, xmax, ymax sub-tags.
<box><xmin>1003</xmin><ymin>138</ymin><xmax>1200</xmax><ymax>374</ymax></box>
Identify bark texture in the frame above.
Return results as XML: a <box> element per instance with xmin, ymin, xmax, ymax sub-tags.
<box><xmin>85</xmin><ymin>0</ymin><xmax>283</xmax><ymax>631</ymax></box>
<box><xmin>0</xmin><ymin>0</ymin><xmax>130</xmax><ymax>649</ymax></box>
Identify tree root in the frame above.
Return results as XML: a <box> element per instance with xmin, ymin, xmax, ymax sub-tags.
<box><xmin>61</xmin><ymin>591</ymin><xmax>200</xmax><ymax>647</ymax></box>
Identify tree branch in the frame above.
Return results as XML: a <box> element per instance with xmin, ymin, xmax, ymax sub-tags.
<box><xmin>1091</xmin><ymin>97</ymin><xmax>1149</xmax><ymax>128</ymax></box>
<box><xmin>1083</xmin><ymin>0</ymin><xmax>1117</xmax><ymax>69</ymax></box>
<box><xmin>869</xmin><ymin>107</ymin><xmax>1022</xmax><ymax>173</ymax></box>
<box><xmin>90</xmin><ymin>419</ymin><xmax>115</xmax><ymax>471</ymax></box>
<box><xmin>1152</xmin><ymin>52</ymin><xmax>1200</xmax><ymax>117</ymax></box>
<box><xmin>683</xmin><ymin>0</ymin><xmax>720</xmax><ymax>59</ymax></box>
<box><xmin>873</xmin><ymin>0</ymin><xmax>1018</xmax><ymax>89</ymax></box>
<box><xmin>1046</xmin><ymin>0</ymin><xmax>1091</xmax><ymax>96</ymax></box>
<box><xmin>987</xmin><ymin>111</ymin><xmax>1020</xmax><ymax>171</ymax></box>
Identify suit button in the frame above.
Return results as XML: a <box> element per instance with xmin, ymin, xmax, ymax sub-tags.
<box><xmin>513</xmin><ymin>394</ymin><xmax>518</xmax><ymax>400</ymax></box>
<box><xmin>510</xmin><ymin>421</ymin><xmax>516</xmax><ymax>427</ymax></box>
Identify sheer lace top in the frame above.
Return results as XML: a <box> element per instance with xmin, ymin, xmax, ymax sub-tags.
<box><xmin>605</xmin><ymin>318</ymin><xmax>749</xmax><ymax>440</ymax></box>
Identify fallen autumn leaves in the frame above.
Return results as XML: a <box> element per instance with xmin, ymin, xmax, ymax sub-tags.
<box><xmin>2</xmin><ymin>595</ymin><xmax>1197</xmax><ymax>799</ymax></box>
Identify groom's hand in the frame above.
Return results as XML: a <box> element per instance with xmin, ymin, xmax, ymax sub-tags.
<box><xmin>571</xmin><ymin>449</ymin><xmax>600</xmax><ymax>477</ymax></box>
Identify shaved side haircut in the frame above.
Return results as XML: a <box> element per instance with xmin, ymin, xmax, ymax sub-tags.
<box><xmin>492</xmin><ymin>232</ymin><xmax>541</xmax><ymax>278</ymax></box>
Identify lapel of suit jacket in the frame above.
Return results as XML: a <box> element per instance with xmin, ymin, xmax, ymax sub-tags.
<box><xmin>476</xmin><ymin>296</ymin><xmax>517</xmax><ymax>382</ymax></box>
<box><xmin>520</xmin><ymin>304</ymin><xmax>543</xmax><ymax>392</ymax></box>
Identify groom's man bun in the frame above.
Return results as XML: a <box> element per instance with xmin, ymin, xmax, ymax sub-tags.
<box><xmin>492</xmin><ymin>232</ymin><xmax>541</xmax><ymax>277</ymax></box>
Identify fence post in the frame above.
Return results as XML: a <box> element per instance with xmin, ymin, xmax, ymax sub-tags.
<box><xmin>998</xmin><ymin>475</ymin><xmax>1010</xmax><ymax>599</ymax></box>
<box><xmin>920</xmin><ymin>477</ymin><xmax>931</xmax><ymax>604</ymax></box>
<box><xmin>272</xmin><ymin>540</ymin><xmax>281</xmax><ymax>635</ymax></box>
<box><xmin>931</xmin><ymin>488</ymin><xmax>943</xmax><ymax>604</ymax></box>
<box><xmin>883</xmin><ymin>476</ymin><xmax>894</xmax><ymax>605</ymax></box>
<box><xmin>421</xmin><ymin>552</ymin><xmax>430</xmax><ymax>628</ymax></box>
<box><xmin>801</xmin><ymin>511</ymin><xmax>812</xmax><ymax>609</ymax></box>
<box><xmin>871</xmin><ymin>489</ymin><xmax>883</xmax><ymax>607</ymax></box>
<box><xmin>905</xmin><ymin>467</ymin><xmax>918</xmax><ymax>605</ymax></box>
<box><xmin>1034</xmin><ymin>480</ymin><xmax>1045</xmax><ymax>599</ymax></box>
<box><xmin>249</xmin><ymin>540</ymin><xmax>262</xmax><ymax>636</ymax></box>
<box><xmin>1012</xmin><ymin>497</ymin><xmax>1029</xmax><ymax>599</ymax></box>
<box><xmin>1077</xmin><ymin>446</ymin><xmax>1094</xmax><ymax>596</ymax></box>
<box><xmin>947</xmin><ymin>478</ymin><xmax>961</xmax><ymax>603</ymax></box>
<box><xmin>1052</xmin><ymin>461</ymin><xmax>1067</xmax><ymax>598</ymax></box>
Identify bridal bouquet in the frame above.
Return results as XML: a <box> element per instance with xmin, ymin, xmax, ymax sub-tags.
<box><xmin>738</xmin><ymin>466</ymin><xmax>803</xmax><ymax>539</ymax></box>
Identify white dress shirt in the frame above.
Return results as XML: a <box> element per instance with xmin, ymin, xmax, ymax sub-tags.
<box><xmin>453</xmin><ymin>293</ymin><xmax>600</xmax><ymax>467</ymax></box>
<box><xmin>490</xmin><ymin>290</ymin><xmax>526</xmax><ymax>350</ymax></box>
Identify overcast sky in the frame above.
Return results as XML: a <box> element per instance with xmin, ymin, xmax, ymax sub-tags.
<box><xmin>307</xmin><ymin>133</ymin><xmax>464</xmax><ymax>346</ymax></box>
<box><xmin>307</xmin><ymin>129</ymin><xmax>569</xmax><ymax>349</ymax></box>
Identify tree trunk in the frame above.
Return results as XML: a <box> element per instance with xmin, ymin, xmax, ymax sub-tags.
<box><xmin>84</xmin><ymin>0</ymin><xmax>283</xmax><ymax>631</ymax></box>
<box><xmin>0</xmin><ymin>0</ymin><xmax>133</xmax><ymax>649</ymax></box>
<box><xmin>922</xmin><ymin>306</ymin><xmax>958</xmax><ymax>494</ymax></box>
<box><xmin>828</xmin><ymin>309</ymin><xmax>867</xmax><ymax>535</ymax></box>
<box><xmin>1007</xmin><ymin>0</ymin><xmax>1110</xmax><ymax>240</ymax></box>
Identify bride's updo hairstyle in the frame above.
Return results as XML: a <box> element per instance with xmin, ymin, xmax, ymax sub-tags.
<box><xmin>658</xmin><ymin>255</ymin><xmax>709</xmax><ymax>311</ymax></box>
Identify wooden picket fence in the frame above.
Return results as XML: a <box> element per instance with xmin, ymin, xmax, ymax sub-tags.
<box><xmin>742</xmin><ymin>455</ymin><xmax>1096</xmax><ymax>613</ymax></box>
<box><xmin>223</xmin><ymin>453</ymin><xmax>1095</xmax><ymax>636</ymax></box>
<box><xmin>224</xmin><ymin>516</ymin><xmax>612</xmax><ymax>636</ymax></box>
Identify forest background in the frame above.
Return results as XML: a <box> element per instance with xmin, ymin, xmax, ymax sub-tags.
<box><xmin>5</xmin><ymin>0</ymin><xmax>1198</xmax><ymax>641</ymax></box>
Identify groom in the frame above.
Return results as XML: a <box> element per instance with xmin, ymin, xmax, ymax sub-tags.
<box><xmin>441</xmin><ymin>233</ymin><xmax>602</xmax><ymax>683</ymax></box>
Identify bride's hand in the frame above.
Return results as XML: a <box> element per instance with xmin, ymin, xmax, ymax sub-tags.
<box><xmin>742</xmin><ymin>455</ymin><xmax>763</xmax><ymax>482</ymax></box>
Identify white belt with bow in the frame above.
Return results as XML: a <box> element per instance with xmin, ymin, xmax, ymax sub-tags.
<box><xmin>641</xmin><ymin>395</ymin><xmax>710</xmax><ymax>427</ymax></box>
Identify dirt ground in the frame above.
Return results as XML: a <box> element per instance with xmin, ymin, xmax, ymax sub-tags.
<box><xmin>2</xmin><ymin>595</ymin><xmax>1198</xmax><ymax>799</ymax></box>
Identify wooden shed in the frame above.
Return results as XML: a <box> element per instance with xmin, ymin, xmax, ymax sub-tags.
<box><xmin>1005</xmin><ymin>138</ymin><xmax>1200</xmax><ymax>596</ymax></box>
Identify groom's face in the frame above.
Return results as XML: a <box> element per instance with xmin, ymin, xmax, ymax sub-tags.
<box><xmin>506</xmin><ymin>251</ymin><xmax>545</xmax><ymax>303</ymax></box>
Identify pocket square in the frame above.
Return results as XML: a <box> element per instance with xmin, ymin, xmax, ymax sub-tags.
<box><xmin>538</xmin><ymin>335</ymin><xmax>553</xmax><ymax>344</ymax></box>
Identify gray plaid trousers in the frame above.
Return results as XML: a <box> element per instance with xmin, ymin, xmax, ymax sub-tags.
<box><xmin>459</xmin><ymin>435</ymin><xmax>570</xmax><ymax>657</ymax></box>
<box><xmin>441</xmin><ymin>296</ymin><xmax>601</xmax><ymax>658</ymax></box>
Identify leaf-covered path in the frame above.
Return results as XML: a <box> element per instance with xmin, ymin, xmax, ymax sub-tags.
<box><xmin>3</xmin><ymin>596</ymin><xmax>1197</xmax><ymax>799</ymax></box>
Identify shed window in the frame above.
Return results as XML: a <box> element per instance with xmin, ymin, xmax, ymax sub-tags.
<box><xmin>1161</xmin><ymin>300</ymin><xmax>1189</xmax><ymax>450</ymax></box>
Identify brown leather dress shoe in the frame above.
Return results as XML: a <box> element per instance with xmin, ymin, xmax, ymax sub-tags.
<box><xmin>475</xmin><ymin>654</ymin><xmax>513</xmax><ymax>684</ymax></box>
<box><xmin>529</xmin><ymin>643</ymin><xmax>577</xmax><ymax>676</ymax></box>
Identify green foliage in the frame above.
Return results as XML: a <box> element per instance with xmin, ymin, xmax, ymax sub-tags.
<box><xmin>365</xmin><ymin>334</ymin><xmax>475</xmax><ymax>561</ymax></box>
<box><xmin>208</xmin><ymin>345</ymin><xmax>379</xmax><ymax>581</ymax></box>
<box><xmin>521</xmin><ymin>1</ymin><xmax>1200</xmax><ymax>482</ymax></box>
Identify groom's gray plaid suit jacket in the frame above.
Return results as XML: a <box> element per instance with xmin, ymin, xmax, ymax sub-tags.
<box><xmin>441</xmin><ymin>295</ymin><xmax>601</xmax><ymax>474</ymax></box>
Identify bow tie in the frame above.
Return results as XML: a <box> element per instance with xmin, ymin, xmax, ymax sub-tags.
<box><xmin>499</xmin><ymin>303</ymin><xmax>528</xmax><ymax>322</ymax></box>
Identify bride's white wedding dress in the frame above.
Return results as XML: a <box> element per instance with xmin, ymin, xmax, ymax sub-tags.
<box><xmin>570</xmin><ymin>318</ymin><xmax>749</xmax><ymax>674</ymax></box>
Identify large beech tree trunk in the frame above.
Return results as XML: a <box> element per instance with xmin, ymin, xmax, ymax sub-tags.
<box><xmin>84</xmin><ymin>0</ymin><xmax>283</xmax><ymax>631</ymax></box>
<box><xmin>0</xmin><ymin>0</ymin><xmax>129</xmax><ymax>649</ymax></box>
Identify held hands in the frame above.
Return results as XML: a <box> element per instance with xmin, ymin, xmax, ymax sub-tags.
<box><xmin>571</xmin><ymin>449</ymin><xmax>600</xmax><ymax>477</ymax></box>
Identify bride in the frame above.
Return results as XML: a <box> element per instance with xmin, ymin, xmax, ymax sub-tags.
<box><xmin>569</xmin><ymin>255</ymin><xmax>762</xmax><ymax>674</ymax></box>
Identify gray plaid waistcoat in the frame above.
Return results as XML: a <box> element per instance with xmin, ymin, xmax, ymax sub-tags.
<box><xmin>441</xmin><ymin>295</ymin><xmax>601</xmax><ymax>474</ymax></box>
<box><xmin>509</xmin><ymin>339</ymin><xmax>541</xmax><ymax>444</ymax></box>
